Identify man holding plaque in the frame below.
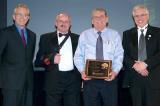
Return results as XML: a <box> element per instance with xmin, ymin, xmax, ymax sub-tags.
<box><xmin>123</xmin><ymin>5</ymin><xmax>160</xmax><ymax>106</ymax></box>
<box><xmin>74</xmin><ymin>8</ymin><xmax>124</xmax><ymax>106</ymax></box>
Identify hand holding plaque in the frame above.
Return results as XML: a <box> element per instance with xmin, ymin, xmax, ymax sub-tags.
<box><xmin>85</xmin><ymin>59</ymin><xmax>112</xmax><ymax>79</ymax></box>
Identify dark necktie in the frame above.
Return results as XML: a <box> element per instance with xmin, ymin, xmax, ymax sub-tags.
<box><xmin>138</xmin><ymin>29</ymin><xmax>147</xmax><ymax>61</ymax></box>
<box><xmin>59</xmin><ymin>33</ymin><xmax>68</xmax><ymax>37</ymax></box>
<box><xmin>21</xmin><ymin>29</ymin><xmax>26</xmax><ymax>47</ymax></box>
<box><xmin>96</xmin><ymin>31</ymin><xmax>103</xmax><ymax>60</ymax></box>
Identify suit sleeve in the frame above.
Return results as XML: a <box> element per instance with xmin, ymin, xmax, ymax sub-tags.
<box><xmin>34</xmin><ymin>35</ymin><xmax>56</xmax><ymax>67</ymax></box>
<box><xmin>0</xmin><ymin>30</ymin><xmax>7</xmax><ymax>64</ymax></box>
<box><xmin>145</xmin><ymin>29</ymin><xmax>160</xmax><ymax>71</ymax></box>
<box><xmin>35</xmin><ymin>35</ymin><xmax>49</xmax><ymax>67</ymax></box>
<box><xmin>122</xmin><ymin>31</ymin><xmax>135</xmax><ymax>71</ymax></box>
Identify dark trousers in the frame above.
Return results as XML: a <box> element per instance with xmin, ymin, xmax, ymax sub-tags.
<box><xmin>83</xmin><ymin>79</ymin><xmax>118</xmax><ymax>106</ymax></box>
<box><xmin>130</xmin><ymin>78</ymin><xmax>160</xmax><ymax>106</ymax></box>
<box><xmin>45</xmin><ymin>71</ymin><xmax>81</xmax><ymax>106</ymax></box>
<box><xmin>2</xmin><ymin>88</ymin><xmax>32</xmax><ymax>106</ymax></box>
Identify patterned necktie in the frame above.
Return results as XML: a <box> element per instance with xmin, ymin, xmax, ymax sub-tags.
<box><xmin>21</xmin><ymin>29</ymin><xmax>26</xmax><ymax>47</ymax></box>
<box><xmin>138</xmin><ymin>29</ymin><xmax>147</xmax><ymax>61</ymax></box>
<box><xmin>96</xmin><ymin>31</ymin><xmax>103</xmax><ymax>60</ymax></box>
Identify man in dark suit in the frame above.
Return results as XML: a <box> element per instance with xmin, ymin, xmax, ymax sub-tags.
<box><xmin>35</xmin><ymin>12</ymin><xmax>81</xmax><ymax>106</ymax></box>
<box><xmin>123</xmin><ymin>4</ymin><xmax>160</xmax><ymax>106</ymax></box>
<box><xmin>0</xmin><ymin>3</ymin><xmax>36</xmax><ymax>106</ymax></box>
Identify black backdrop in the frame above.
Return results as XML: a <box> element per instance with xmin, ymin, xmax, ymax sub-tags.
<box><xmin>0</xmin><ymin>0</ymin><xmax>7</xmax><ymax>105</ymax></box>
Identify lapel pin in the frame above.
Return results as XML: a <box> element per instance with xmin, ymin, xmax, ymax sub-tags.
<box><xmin>148</xmin><ymin>35</ymin><xmax>152</xmax><ymax>40</ymax></box>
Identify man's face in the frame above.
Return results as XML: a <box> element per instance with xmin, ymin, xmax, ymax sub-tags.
<box><xmin>92</xmin><ymin>11</ymin><xmax>108</xmax><ymax>31</ymax></box>
<box><xmin>13</xmin><ymin>7</ymin><xmax>30</xmax><ymax>28</ymax></box>
<box><xmin>133</xmin><ymin>8</ymin><xmax>149</xmax><ymax>28</ymax></box>
<box><xmin>55</xmin><ymin>14</ymin><xmax>71</xmax><ymax>33</ymax></box>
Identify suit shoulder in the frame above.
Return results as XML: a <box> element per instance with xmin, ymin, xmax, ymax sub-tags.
<box><xmin>0</xmin><ymin>25</ymin><xmax>14</xmax><ymax>33</ymax></box>
<box><xmin>123</xmin><ymin>27</ymin><xmax>136</xmax><ymax>36</ymax></box>
<box><xmin>71</xmin><ymin>32</ymin><xmax>79</xmax><ymax>36</ymax></box>
<box><xmin>149</xmin><ymin>26</ymin><xmax>160</xmax><ymax>31</ymax></box>
<box><xmin>123</xmin><ymin>27</ymin><xmax>135</xmax><ymax>33</ymax></box>
<box><xmin>27</xmin><ymin>28</ymin><xmax>36</xmax><ymax>36</ymax></box>
<box><xmin>70</xmin><ymin>32</ymin><xmax>79</xmax><ymax>38</ymax></box>
<box><xmin>40</xmin><ymin>32</ymin><xmax>56</xmax><ymax>40</ymax></box>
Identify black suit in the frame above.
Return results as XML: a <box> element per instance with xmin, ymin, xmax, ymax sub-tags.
<box><xmin>0</xmin><ymin>25</ymin><xmax>36</xmax><ymax>106</ymax></box>
<box><xmin>122</xmin><ymin>25</ymin><xmax>160</xmax><ymax>106</ymax></box>
<box><xmin>35</xmin><ymin>31</ymin><xmax>81</xmax><ymax>106</ymax></box>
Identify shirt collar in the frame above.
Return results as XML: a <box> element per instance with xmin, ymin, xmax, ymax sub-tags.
<box><xmin>15</xmin><ymin>24</ymin><xmax>26</xmax><ymax>33</ymax></box>
<box><xmin>93</xmin><ymin>27</ymin><xmax>107</xmax><ymax>35</ymax></box>
<box><xmin>137</xmin><ymin>24</ymin><xmax>148</xmax><ymax>30</ymax></box>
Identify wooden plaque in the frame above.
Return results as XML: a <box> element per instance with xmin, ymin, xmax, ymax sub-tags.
<box><xmin>85</xmin><ymin>59</ymin><xmax>112</xmax><ymax>79</ymax></box>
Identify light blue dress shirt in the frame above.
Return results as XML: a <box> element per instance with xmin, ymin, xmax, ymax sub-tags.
<box><xmin>15</xmin><ymin>24</ymin><xmax>28</xmax><ymax>44</ymax></box>
<box><xmin>74</xmin><ymin>27</ymin><xmax>124</xmax><ymax>73</ymax></box>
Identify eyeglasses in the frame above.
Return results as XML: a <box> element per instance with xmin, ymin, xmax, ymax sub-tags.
<box><xmin>92</xmin><ymin>16</ymin><xmax>106</xmax><ymax>21</ymax></box>
<box><xmin>15</xmin><ymin>13</ymin><xmax>29</xmax><ymax>18</ymax></box>
<box><xmin>133</xmin><ymin>14</ymin><xmax>148</xmax><ymax>18</ymax></box>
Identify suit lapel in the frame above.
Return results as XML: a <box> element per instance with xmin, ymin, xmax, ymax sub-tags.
<box><xmin>131</xmin><ymin>28</ymin><xmax>138</xmax><ymax>49</ymax></box>
<box><xmin>145</xmin><ymin>25</ymin><xmax>153</xmax><ymax>44</ymax></box>
<box><xmin>11</xmin><ymin>25</ymin><xmax>26</xmax><ymax>49</ymax></box>
<box><xmin>70</xmin><ymin>34</ymin><xmax>76</xmax><ymax>54</ymax></box>
<box><xmin>130</xmin><ymin>28</ymin><xmax>138</xmax><ymax>59</ymax></box>
<box><xmin>26</xmin><ymin>29</ymin><xmax>32</xmax><ymax>50</ymax></box>
<box><xmin>50</xmin><ymin>31</ymin><xmax>59</xmax><ymax>52</ymax></box>
<box><xmin>145</xmin><ymin>25</ymin><xmax>155</xmax><ymax>57</ymax></box>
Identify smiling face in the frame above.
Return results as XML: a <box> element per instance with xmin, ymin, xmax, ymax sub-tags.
<box><xmin>91</xmin><ymin>9</ymin><xmax>108</xmax><ymax>31</ymax></box>
<box><xmin>13</xmin><ymin>6</ymin><xmax>30</xmax><ymax>28</ymax></box>
<box><xmin>55</xmin><ymin>13</ymin><xmax>71</xmax><ymax>34</ymax></box>
<box><xmin>132</xmin><ymin>5</ymin><xmax>149</xmax><ymax>28</ymax></box>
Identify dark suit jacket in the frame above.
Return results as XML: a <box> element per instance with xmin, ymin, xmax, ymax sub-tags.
<box><xmin>0</xmin><ymin>25</ymin><xmax>36</xmax><ymax>90</ymax></box>
<box><xmin>35</xmin><ymin>31</ymin><xmax>81</xmax><ymax>91</ymax></box>
<box><xmin>122</xmin><ymin>25</ymin><xmax>160</xmax><ymax>89</ymax></box>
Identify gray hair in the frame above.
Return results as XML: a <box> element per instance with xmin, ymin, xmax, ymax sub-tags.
<box><xmin>132</xmin><ymin>4</ymin><xmax>149</xmax><ymax>16</ymax></box>
<box><xmin>55</xmin><ymin>12</ymin><xmax>71</xmax><ymax>22</ymax></box>
<box><xmin>13</xmin><ymin>3</ymin><xmax>30</xmax><ymax>16</ymax></box>
<box><xmin>91</xmin><ymin>8</ymin><xmax>107</xmax><ymax>18</ymax></box>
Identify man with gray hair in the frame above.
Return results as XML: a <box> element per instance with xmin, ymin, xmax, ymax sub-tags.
<box><xmin>123</xmin><ymin>4</ymin><xmax>160</xmax><ymax>106</ymax></box>
<box><xmin>35</xmin><ymin>12</ymin><xmax>81</xmax><ymax>106</ymax></box>
<box><xmin>74</xmin><ymin>8</ymin><xmax>123</xmax><ymax>106</ymax></box>
<box><xmin>0</xmin><ymin>3</ymin><xmax>36</xmax><ymax>106</ymax></box>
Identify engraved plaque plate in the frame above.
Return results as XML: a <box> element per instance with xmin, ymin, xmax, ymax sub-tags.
<box><xmin>85</xmin><ymin>59</ymin><xmax>112</xmax><ymax>79</ymax></box>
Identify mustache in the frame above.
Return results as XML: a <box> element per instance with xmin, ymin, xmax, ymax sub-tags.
<box><xmin>60</xmin><ymin>25</ymin><xmax>65</xmax><ymax>27</ymax></box>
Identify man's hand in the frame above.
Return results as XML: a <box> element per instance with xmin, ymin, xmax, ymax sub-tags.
<box><xmin>139</xmin><ymin>69</ymin><xmax>149</xmax><ymax>77</ymax></box>
<box><xmin>133</xmin><ymin>61</ymin><xmax>147</xmax><ymax>72</ymax></box>
<box><xmin>54</xmin><ymin>53</ymin><xmax>61</xmax><ymax>64</ymax></box>
<box><xmin>81</xmin><ymin>71</ymin><xmax>91</xmax><ymax>80</ymax></box>
<box><xmin>133</xmin><ymin>61</ymin><xmax>149</xmax><ymax>76</ymax></box>
<box><xmin>105</xmin><ymin>71</ymin><xmax>117</xmax><ymax>81</ymax></box>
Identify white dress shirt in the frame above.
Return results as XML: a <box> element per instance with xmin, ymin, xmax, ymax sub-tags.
<box><xmin>137</xmin><ymin>24</ymin><xmax>148</xmax><ymax>45</ymax></box>
<box><xmin>57</xmin><ymin>32</ymin><xmax>74</xmax><ymax>71</ymax></box>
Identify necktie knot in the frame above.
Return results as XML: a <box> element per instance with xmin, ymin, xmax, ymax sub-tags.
<box><xmin>59</xmin><ymin>33</ymin><xmax>68</xmax><ymax>37</ymax></box>
<box><xmin>140</xmin><ymin>29</ymin><xmax>144</xmax><ymax>32</ymax></box>
<box><xmin>140</xmin><ymin>29</ymin><xmax>144</xmax><ymax>35</ymax></box>
<box><xmin>97</xmin><ymin>31</ymin><xmax>101</xmax><ymax>36</ymax></box>
<box><xmin>21</xmin><ymin>29</ymin><xmax>24</xmax><ymax>33</ymax></box>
